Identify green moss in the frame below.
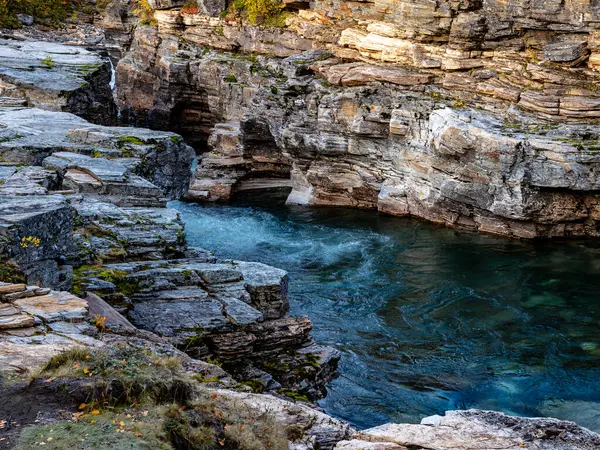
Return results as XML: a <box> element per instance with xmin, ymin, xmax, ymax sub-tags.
<box><xmin>239</xmin><ymin>379</ymin><xmax>266</xmax><ymax>393</ymax></box>
<box><xmin>41</xmin><ymin>56</ymin><xmax>55</xmax><ymax>69</ymax></box>
<box><xmin>72</xmin><ymin>265</ymin><xmax>140</xmax><ymax>297</ymax></box>
<box><xmin>170</xmin><ymin>135</ymin><xmax>183</xmax><ymax>145</ymax></box>
<box><xmin>193</xmin><ymin>376</ymin><xmax>223</xmax><ymax>384</ymax></box>
<box><xmin>119</xmin><ymin>135</ymin><xmax>145</xmax><ymax>146</ymax></box>
<box><xmin>0</xmin><ymin>261</ymin><xmax>26</xmax><ymax>284</ymax></box>
<box><xmin>205</xmin><ymin>357</ymin><xmax>223</xmax><ymax>367</ymax></box>
<box><xmin>224</xmin><ymin>74</ymin><xmax>238</xmax><ymax>83</ymax></box>
<box><xmin>276</xmin><ymin>389</ymin><xmax>309</xmax><ymax>403</ymax></box>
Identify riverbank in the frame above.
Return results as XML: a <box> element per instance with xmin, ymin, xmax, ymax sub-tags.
<box><xmin>1</xmin><ymin>1</ymin><xmax>600</xmax><ymax>448</ymax></box>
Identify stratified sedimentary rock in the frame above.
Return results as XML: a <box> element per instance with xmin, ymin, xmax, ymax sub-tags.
<box><xmin>0</xmin><ymin>39</ymin><xmax>117</xmax><ymax>125</ymax></box>
<box><xmin>115</xmin><ymin>1</ymin><xmax>600</xmax><ymax>239</ymax></box>
<box><xmin>336</xmin><ymin>409</ymin><xmax>600</xmax><ymax>450</ymax></box>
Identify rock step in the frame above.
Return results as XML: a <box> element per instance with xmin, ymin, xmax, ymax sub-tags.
<box><xmin>0</xmin><ymin>96</ymin><xmax>26</xmax><ymax>107</ymax></box>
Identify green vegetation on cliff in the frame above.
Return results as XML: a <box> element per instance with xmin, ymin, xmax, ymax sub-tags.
<box><xmin>227</xmin><ymin>0</ymin><xmax>290</xmax><ymax>27</ymax></box>
<box><xmin>0</xmin><ymin>0</ymin><xmax>83</xmax><ymax>28</ymax></box>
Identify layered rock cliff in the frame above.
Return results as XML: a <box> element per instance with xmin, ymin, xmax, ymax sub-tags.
<box><xmin>114</xmin><ymin>0</ymin><xmax>600</xmax><ymax>238</ymax></box>
<box><xmin>0</xmin><ymin>37</ymin><xmax>339</xmax><ymax>407</ymax></box>
<box><xmin>2</xmin><ymin>2</ymin><xmax>600</xmax><ymax>449</ymax></box>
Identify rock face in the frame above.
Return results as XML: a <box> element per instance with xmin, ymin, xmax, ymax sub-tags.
<box><xmin>115</xmin><ymin>1</ymin><xmax>600</xmax><ymax>238</ymax></box>
<box><xmin>0</xmin><ymin>281</ymin><xmax>100</xmax><ymax>374</ymax></box>
<box><xmin>0</xmin><ymin>108</ymin><xmax>195</xmax><ymax>199</ymax></box>
<box><xmin>337</xmin><ymin>409</ymin><xmax>600</xmax><ymax>450</ymax></box>
<box><xmin>0</xmin><ymin>106</ymin><xmax>194</xmax><ymax>289</ymax></box>
<box><xmin>0</xmin><ymin>39</ymin><xmax>117</xmax><ymax>125</ymax></box>
<box><xmin>0</xmin><ymin>38</ymin><xmax>340</xmax><ymax>402</ymax></box>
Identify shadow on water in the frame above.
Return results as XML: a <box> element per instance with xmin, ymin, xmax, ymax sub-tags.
<box><xmin>170</xmin><ymin>198</ymin><xmax>600</xmax><ymax>432</ymax></box>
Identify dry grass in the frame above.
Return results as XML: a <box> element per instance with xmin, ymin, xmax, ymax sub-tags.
<box><xmin>27</xmin><ymin>346</ymin><xmax>298</xmax><ymax>449</ymax></box>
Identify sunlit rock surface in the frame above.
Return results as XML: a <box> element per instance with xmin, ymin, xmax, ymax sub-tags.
<box><xmin>0</xmin><ymin>39</ymin><xmax>117</xmax><ymax>125</ymax></box>
<box><xmin>114</xmin><ymin>0</ymin><xmax>600</xmax><ymax>238</ymax></box>
<box><xmin>337</xmin><ymin>410</ymin><xmax>600</xmax><ymax>450</ymax></box>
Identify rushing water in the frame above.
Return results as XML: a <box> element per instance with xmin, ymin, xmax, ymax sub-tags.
<box><xmin>170</xmin><ymin>200</ymin><xmax>600</xmax><ymax>432</ymax></box>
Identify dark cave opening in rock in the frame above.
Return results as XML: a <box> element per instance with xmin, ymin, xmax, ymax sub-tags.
<box><xmin>169</xmin><ymin>98</ymin><xmax>215</xmax><ymax>154</ymax></box>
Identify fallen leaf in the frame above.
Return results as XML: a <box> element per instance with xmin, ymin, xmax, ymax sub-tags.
<box><xmin>219</xmin><ymin>440</ymin><xmax>225</xmax><ymax>446</ymax></box>
<box><xmin>0</xmin><ymin>420</ymin><xmax>6</xmax><ymax>429</ymax></box>
<box><xmin>78</xmin><ymin>403</ymin><xmax>87</xmax><ymax>410</ymax></box>
<box><xmin>135</xmin><ymin>432</ymin><xmax>142</xmax><ymax>437</ymax></box>
<box><xmin>83</xmin><ymin>368</ymin><xmax>89</xmax><ymax>374</ymax></box>
<box><xmin>211</xmin><ymin>394</ymin><xmax>218</xmax><ymax>399</ymax></box>
<box><xmin>91</xmin><ymin>410</ymin><xmax>100</xmax><ymax>416</ymax></box>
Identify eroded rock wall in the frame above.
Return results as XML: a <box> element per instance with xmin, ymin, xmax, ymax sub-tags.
<box><xmin>115</xmin><ymin>2</ymin><xmax>600</xmax><ymax>238</ymax></box>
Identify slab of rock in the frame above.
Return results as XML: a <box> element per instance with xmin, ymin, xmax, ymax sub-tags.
<box><xmin>0</xmin><ymin>304</ymin><xmax>35</xmax><ymax>330</ymax></box>
<box><xmin>0</xmin><ymin>108</ymin><xmax>194</xmax><ymax>199</ymax></box>
<box><xmin>341</xmin><ymin>410</ymin><xmax>600</xmax><ymax>450</ymax></box>
<box><xmin>0</xmin><ymin>39</ymin><xmax>117</xmax><ymax>125</ymax></box>
<box><xmin>14</xmin><ymin>291</ymin><xmax>88</xmax><ymax>323</ymax></box>
<box><xmin>217</xmin><ymin>389</ymin><xmax>352</xmax><ymax>449</ymax></box>
<box><xmin>0</xmin><ymin>195</ymin><xmax>75</xmax><ymax>290</ymax></box>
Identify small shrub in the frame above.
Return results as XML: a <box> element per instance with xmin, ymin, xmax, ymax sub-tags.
<box><xmin>0</xmin><ymin>0</ymin><xmax>83</xmax><ymax>28</ymax></box>
<box><xmin>181</xmin><ymin>0</ymin><xmax>199</xmax><ymax>14</ymax></box>
<box><xmin>133</xmin><ymin>0</ymin><xmax>157</xmax><ymax>26</ymax></box>
<box><xmin>228</xmin><ymin>0</ymin><xmax>288</xmax><ymax>26</ymax></box>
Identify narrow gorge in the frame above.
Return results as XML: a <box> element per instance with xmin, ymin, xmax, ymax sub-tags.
<box><xmin>0</xmin><ymin>0</ymin><xmax>599</xmax><ymax>449</ymax></box>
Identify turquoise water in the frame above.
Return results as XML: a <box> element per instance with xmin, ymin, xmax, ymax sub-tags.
<box><xmin>171</xmin><ymin>200</ymin><xmax>600</xmax><ymax>431</ymax></box>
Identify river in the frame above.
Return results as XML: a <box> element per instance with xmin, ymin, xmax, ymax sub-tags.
<box><xmin>171</xmin><ymin>200</ymin><xmax>600</xmax><ymax>432</ymax></box>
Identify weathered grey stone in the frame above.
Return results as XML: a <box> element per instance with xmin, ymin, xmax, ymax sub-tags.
<box><xmin>14</xmin><ymin>292</ymin><xmax>88</xmax><ymax>323</ymax></box>
<box><xmin>342</xmin><ymin>410</ymin><xmax>600</xmax><ymax>450</ymax></box>
<box><xmin>0</xmin><ymin>39</ymin><xmax>117</xmax><ymax>125</ymax></box>
<box><xmin>0</xmin><ymin>108</ymin><xmax>194</xmax><ymax>199</ymax></box>
<box><xmin>0</xmin><ymin>195</ymin><xmax>75</xmax><ymax>290</ymax></box>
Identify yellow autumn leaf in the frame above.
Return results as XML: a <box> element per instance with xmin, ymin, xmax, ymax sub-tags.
<box><xmin>91</xmin><ymin>410</ymin><xmax>100</xmax><ymax>416</ymax></box>
<box><xmin>78</xmin><ymin>403</ymin><xmax>87</xmax><ymax>410</ymax></box>
<box><xmin>83</xmin><ymin>368</ymin><xmax>89</xmax><ymax>374</ymax></box>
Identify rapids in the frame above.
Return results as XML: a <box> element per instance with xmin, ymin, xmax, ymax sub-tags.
<box><xmin>171</xmin><ymin>200</ymin><xmax>600</xmax><ymax>432</ymax></box>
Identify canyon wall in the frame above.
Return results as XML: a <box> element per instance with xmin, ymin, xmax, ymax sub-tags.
<box><xmin>114</xmin><ymin>0</ymin><xmax>600</xmax><ymax>238</ymax></box>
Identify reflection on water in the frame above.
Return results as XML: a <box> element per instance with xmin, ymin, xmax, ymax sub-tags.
<box><xmin>171</xmin><ymin>200</ymin><xmax>600</xmax><ymax>431</ymax></box>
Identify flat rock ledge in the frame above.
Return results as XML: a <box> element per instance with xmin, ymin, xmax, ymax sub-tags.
<box><xmin>0</xmin><ymin>281</ymin><xmax>100</xmax><ymax>374</ymax></box>
<box><xmin>337</xmin><ymin>410</ymin><xmax>600</xmax><ymax>450</ymax></box>
<box><xmin>0</xmin><ymin>39</ymin><xmax>117</xmax><ymax>125</ymax></box>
